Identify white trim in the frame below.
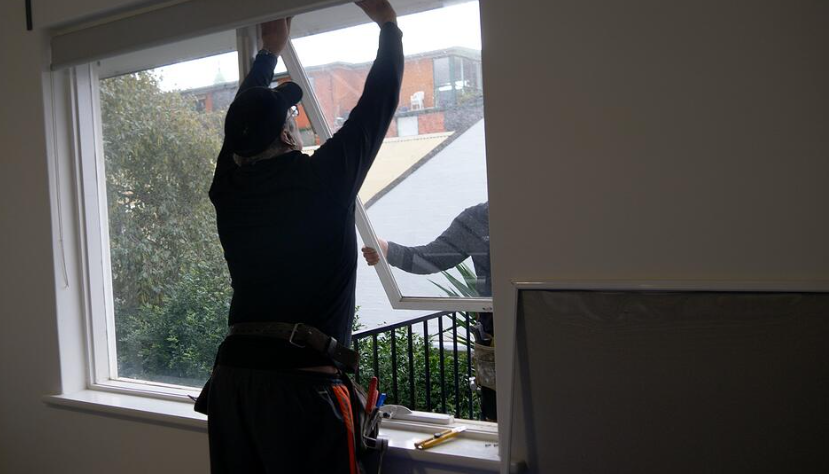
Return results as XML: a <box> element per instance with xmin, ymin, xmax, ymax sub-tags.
<box><xmin>47</xmin><ymin>66</ymin><xmax>95</xmax><ymax>396</ymax></box>
<box><xmin>64</xmin><ymin>67</ymin><xmax>98</xmax><ymax>390</ymax></box>
<box><xmin>89</xmin><ymin>63</ymin><xmax>121</xmax><ymax>381</ymax></box>
<box><xmin>72</xmin><ymin>64</ymin><xmax>113</xmax><ymax>385</ymax></box>
<box><xmin>90</xmin><ymin>378</ymin><xmax>201</xmax><ymax>403</ymax></box>
<box><xmin>355</xmin><ymin>199</ymin><xmax>406</xmax><ymax>304</ymax></box>
<box><xmin>395</xmin><ymin>296</ymin><xmax>493</xmax><ymax>312</ymax></box>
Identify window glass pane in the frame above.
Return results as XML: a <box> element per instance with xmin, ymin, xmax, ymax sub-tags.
<box><xmin>100</xmin><ymin>46</ymin><xmax>238</xmax><ymax>387</ymax></box>
<box><xmin>293</xmin><ymin>1</ymin><xmax>488</xmax><ymax>327</ymax></box>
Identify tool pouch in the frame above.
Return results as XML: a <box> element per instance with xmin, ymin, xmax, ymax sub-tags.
<box><xmin>341</xmin><ymin>373</ymin><xmax>387</xmax><ymax>474</ymax></box>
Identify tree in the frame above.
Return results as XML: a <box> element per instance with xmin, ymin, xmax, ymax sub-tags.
<box><xmin>100</xmin><ymin>72</ymin><xmax>230</xmax><ymax>384</ymax></box>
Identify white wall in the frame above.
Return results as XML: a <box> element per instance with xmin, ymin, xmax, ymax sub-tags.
<box><xmin>0</xmin><ymin>3</ymin><xmax>215</xmax><ymax>472</ymax></box>
<box><xmin>480</xmin><ymin>0</ymin><xmax>829</xmax><ymax>471</ymax></box>
<box><xmin>35</xmin><ymin>0</ymin><xmax>165</xmax><ymax>28</ymax></box>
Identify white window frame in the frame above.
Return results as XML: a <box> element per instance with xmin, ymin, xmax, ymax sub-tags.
<box><xmin>72</xmin><ymin>60</ymin><xmax>206</xmax><ymax>400</ymax></box>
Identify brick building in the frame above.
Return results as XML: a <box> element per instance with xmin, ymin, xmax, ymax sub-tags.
<box><xmin>189</xmin><ymin>46</ymin><xmax>483</xmax><ymax>145</ymax></box>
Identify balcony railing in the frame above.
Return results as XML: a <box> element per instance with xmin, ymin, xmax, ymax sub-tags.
<box><xmin>352</xmin><ymin>311</ymin><xmax>481</xmax><ymax>420</ymax></box>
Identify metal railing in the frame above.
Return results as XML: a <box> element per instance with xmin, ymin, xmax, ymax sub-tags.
<box><xmin>351</xmin><ymin>311</ymin><xmax>480</xmax><ymax>420</ymax></box>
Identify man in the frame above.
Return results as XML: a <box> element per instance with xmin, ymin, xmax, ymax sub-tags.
<box><xmin>203</xmin><ymin>1</ymin><xmax>403</xmax><ymax>472</ymax></box>
<box><xmin>361</xmin><ymin>201</ymin><xmax>497</xmax><ymax>420</ymax></box>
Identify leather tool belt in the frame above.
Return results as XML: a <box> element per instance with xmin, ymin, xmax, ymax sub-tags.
<box><xmin>197</xmin><ymin>322</ymin><xmax>386</xmax><ymax>472</ymax></box>
<box><xmin>229</xmin><ymin>322</ymin><xmax>359</xmax><ymax>373</ymax></box>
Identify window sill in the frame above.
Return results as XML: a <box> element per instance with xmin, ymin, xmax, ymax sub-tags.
<box><xmin>44</xmin><ymin>389</ymin><xmax>207</xmax><ymax>429</ymax></box>
<box><xmin>44</xmin><ymin>390</ymin><xmax>499</xmax><ymax>470</ymax></box>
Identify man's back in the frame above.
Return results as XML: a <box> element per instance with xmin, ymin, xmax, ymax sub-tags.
<box><xmin>210</xmin><ymin>150</ymin><xmax>359</xmax><ymax>344</ymax></box>
<box><xmin>209</xmin><ymin>18</ymin><xmax>403</xmax><ymax>349</ymax></box>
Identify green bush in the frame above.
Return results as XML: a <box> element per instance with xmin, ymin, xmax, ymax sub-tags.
<box><xmin>117</xmin><ymin>263</ymin><xmax>230</xmax><ymax>386</ymax></box>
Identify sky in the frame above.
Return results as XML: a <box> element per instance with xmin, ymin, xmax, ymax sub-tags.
<box><xmin>155</xmin><ymin>1</ymin><xmax>481</xmax><ymax>91</ymax></box>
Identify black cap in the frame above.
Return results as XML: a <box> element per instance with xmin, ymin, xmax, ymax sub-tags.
<box><xmin>224</xmin><ymin>82</ymin><xmax>303</xmax><ymax>157</ymax></box>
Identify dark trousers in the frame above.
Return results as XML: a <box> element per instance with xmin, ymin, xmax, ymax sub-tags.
<box><xmin>477</xmin><ymin>312</ymin><xmax>497</xmax><ymax>421</ymax></box>
<box><xmin>481</xmin><ymin>386</ymin><xmax>497</xmax><ymax>421</ymax></box>
<box><xmin>207</xmin><ymin>365</ymin><xmax>357</xmax><ymax>474</ymax></box>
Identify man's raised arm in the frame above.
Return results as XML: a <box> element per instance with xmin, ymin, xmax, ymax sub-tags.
<box><xmin>212</xmin><ymin>18</ymin><xmax>292</xmax><ymax>183</ymax></box>
<box><xmin>311</xmin><ymin>0</ymin><xmax>405</xmax><ymax>204</ymax></box>
<box><xmin>236</xmin><ymin>18</ymin><xmax>292</xmax><ymax>96</ymax></box>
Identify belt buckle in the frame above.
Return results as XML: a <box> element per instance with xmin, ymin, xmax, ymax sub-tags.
<box><xmin>288</xmin><ymin>323</ymin><xmax>307</xmax><ymax>348</ymax></box>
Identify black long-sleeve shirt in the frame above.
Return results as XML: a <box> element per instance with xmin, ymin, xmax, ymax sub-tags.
<box><xmin>387</xmin><ymin>202</ymin><xmax>491</xmax><ymax>297</ymax></box>
<box><xmin>209</xmin><ymin>23</ymin><xmax>404</xmax><ymax>361</ymax></box>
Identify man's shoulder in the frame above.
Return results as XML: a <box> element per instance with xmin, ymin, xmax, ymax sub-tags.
<box><xmin>460</xmin><ymin>202</ymin><xmax>489</xmax><ymax>220</ymax></box>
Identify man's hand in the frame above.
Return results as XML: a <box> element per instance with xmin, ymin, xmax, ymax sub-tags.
<box><xmin>355</xmin><ymin>0</ymin><xmax>397</xmax><ymax>26</ymax></box>
<box><xmin>261</xmin><ymin>17</ymin><xmax>292</xmax><ymax>54</ymax></box>
<box><xmin>361</xmin><ymin>238</ymin><xmax>389</xmax><ymax>266</ymax></box>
